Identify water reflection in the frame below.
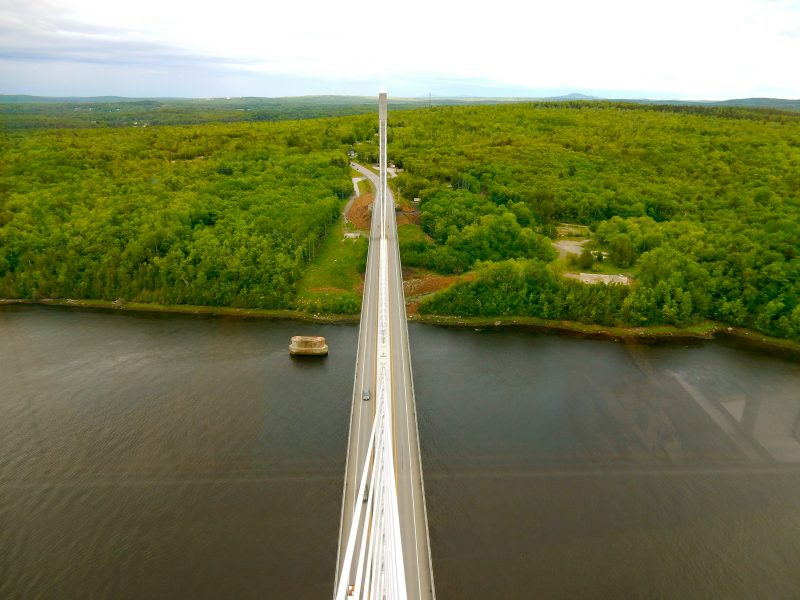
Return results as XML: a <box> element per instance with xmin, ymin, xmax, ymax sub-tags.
<box><xmin>1</xmin><ymin>307</ymin><xmax>799</xmax><ymax>599</ymax></box>
<box><xmin>409</xmin><ymin>325</ymin><xmax>800</xmax><ymax>600</ymax></box>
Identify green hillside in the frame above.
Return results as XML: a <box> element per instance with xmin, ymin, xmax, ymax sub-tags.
<box><xmin>0</xmin><ymin>117</ymin><xmax>371</xmax><ymax>310</ymax></box>
<box><xmin>2</xmin><ymin>101</ymin><xmax>799</xmax><ymax>340</ymax></box>
<box><xmin>374</xmin><ymin>102</ymin><xmax>800</xmax><ymax>341</ymax></box>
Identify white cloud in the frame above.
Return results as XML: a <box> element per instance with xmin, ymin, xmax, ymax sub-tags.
<box><xmin>0</xmin><ymin>0</ymin><xmax>798</xmax><ymax>97</ymax></box>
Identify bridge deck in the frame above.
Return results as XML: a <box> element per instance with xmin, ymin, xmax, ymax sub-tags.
<box><xmin>335</xmin><ymin>92</ymin><xmax>435</xmax><ymax>600</ymax></box>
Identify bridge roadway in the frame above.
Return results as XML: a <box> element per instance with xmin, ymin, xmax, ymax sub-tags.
<box><xmin>334</xmin><ymin>119</ymin><xmax>434</xmax><ymax>597</ymax></box>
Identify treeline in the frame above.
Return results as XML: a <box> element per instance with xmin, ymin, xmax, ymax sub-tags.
<box><xmin>0</xmin><ymin>97</ymin><xmax>382</xmax><ymax>130</ymax></box>
<box><xmin>421</xmin><ymin>259</ymin><xmax>632</xmax><ymax>324</ymax></box>
<box><xmin>0</xmin><ymin>117</ymin><xmax>377</xmax><ymax>310</ymax></box>
<box><xmin>0</xmin><ymin>96</ymin><xmax>523</xmax><ymax>130</ymax></box>
<box><xmin>3</xmin><ymin>100</ymin><xmax>800</xmax><ymax>339</ymax></box>
<box><xmin>372</xmin><ymin>102</ymin><xmax>800</xmax><ymax>341</ymax></box>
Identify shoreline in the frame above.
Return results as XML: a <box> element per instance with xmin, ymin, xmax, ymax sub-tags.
<box><xmin>409</xmin><ymin>313</ymin><xmax>800</xmax><ymax>356</ymax></box>
<box><xmin>3</xmin><ymin>297</ymin><xmax>799</xmax><ymax>356</ymax></box>
<box><xmin>0</xmin><ymin>298</ymin><xmax>360</xmax><ymax>324</ymax></box>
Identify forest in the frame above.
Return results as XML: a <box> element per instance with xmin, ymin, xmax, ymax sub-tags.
<box><xmin>0</xmin><ymin>117</ymin><xmax>376</xmax><ymax>310</ymax></box>
<box><xmin>0</xmin><ymin>96</ymin><xmax>383</xmax><ymax>129</ymax></box>
<box><xmin>371</xmin><ymin>102</ymin><xmax>800</xmax><ymax>341</ymax></box>
<box><xmin>0</xmin><ymin>95</ymin><xmax>522</xmax><ymax>130</ymax></box>
<box><xmin>2</xmin><ymin>100</ymin><xmax>799</xmax><ymax>340</ymax></box>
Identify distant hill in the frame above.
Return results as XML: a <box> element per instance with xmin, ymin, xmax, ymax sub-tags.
<box><xmin>1</xmin><ymin>93</ymin><xmax>797</xmax><ymax>130</ymax></box>
<box><xmin>3</xmin><ymin>93</ymin><xmax>797</xmax><ymax>112</ymax></box>
<box><xmin>2</xmin><ymin>92</ymin><xmax>797</xmax><ymax>111</ymax></box>
<box><xmin>612</xmin><ymin>96</ymin><xmax>800</xmax><ymax>112</ymax></box>
<box><xmin>713</xmin><ymin>97</ymin><xmax>800</xmax><ymax>111</ymax></box>
<box><xmin>0</xmin><ymin>95</ymin><xmax>532</xmax><ymax>129</ymax></box>
<box><xmin>0</xmin><ymin>95</ymin><xmax>166</xmax><ymax>104</ymax></box>
<box><xmin>0</xmin><ymin>96</ymin><xmax>386</xmax><ymax>129</ymax></box>
<box><xmin>542</xmin><ymin>93</ymin><xmax>602</xmax><ymax>101</ymax></box>
<box><xmin>0</xmin><ymin>94</ymin><xmax>504</xmax><ymax>107</ymax></box>
<box><xmin>420</xmin><ymin>94</ymin><xmax>800</xmax><ymax>112</ymax></box>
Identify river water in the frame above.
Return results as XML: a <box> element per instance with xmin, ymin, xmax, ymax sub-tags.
<box><xmin>2</xmin><ymin>306</ymin><xmax>799</xmax><ymax>599</ymax></box>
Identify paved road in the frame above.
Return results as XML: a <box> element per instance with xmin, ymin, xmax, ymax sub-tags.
<box><xmin>335</xmin><ymin>161</ymin><xmax>435</xmax><ymax>599</ymax></box>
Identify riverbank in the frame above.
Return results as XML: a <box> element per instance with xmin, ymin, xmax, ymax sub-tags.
<box><xmin>0</xmin><ymin>298</ymin><xmax>360</xmax><ymax>324</ymax></box>
<box><xmin>3</xmin><ymin>297</ymin><xmax>799</xmax><ymax>357</ymax></box>
<box><xmin>409</xmin><ymin>313</ymin><xmax>800</xmax><ymax>356</ymax></box>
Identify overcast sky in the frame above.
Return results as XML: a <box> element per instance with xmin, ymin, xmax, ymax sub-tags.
<box><xmin>1</xmin><ymin>0</ymin><xmax>798</xmax><ymax>99</ymax></box>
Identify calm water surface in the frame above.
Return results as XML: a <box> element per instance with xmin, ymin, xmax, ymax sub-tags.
<box><xmin>2</xmin><ymin>306</ymin><xmax>800</xmax><ymax>599</ymax></box>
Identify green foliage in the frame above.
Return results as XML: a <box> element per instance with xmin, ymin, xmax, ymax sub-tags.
<box><xmin>400</xmin><ymin>189</ymin><xmax>555</xmax><ymax>273</ymax></box>
<box><xmin>3</xmin><ymin>99</ymin><xmax>800</xmax><ymax>340</ymax></box>
<box><xmin>400</xmin><ymin>102</ymin><xmax>800</xmax><ymax>341</ymax></box>
<box><xmin>0</xmin><ymin>95</ymin><xmax>554</xmax><ymax>130</ymax></box>
<box><xmin>0</xmin><ymin>119</ymin><xmax>360</xmax><ymax>309</ymax></box>
<box><xmin>578</xmin><ymin>248</ymin><xmax>594</xmax><ymax>269</ymax></box>
<box><xmin>0</xmin><ymin>97</ymin><xmax>383</xmax><ymax>129</ymax></box>
<box><xmin>421</xmin><ymin>259</ymin><xmax>630</xmax><ymax>325</ymax></box>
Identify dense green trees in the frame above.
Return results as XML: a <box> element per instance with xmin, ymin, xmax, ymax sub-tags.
<box><xmin>421</xmin><ymin>259</ymin><xmax>630</xmax><ymax>325</ymax></box>
<box><xmin>400</xmin><ymin>189</ymin><xmax>555</xmax><ymax>273</ymax></box>
<box><xmin>3</xmin><ymin>99</ymin><xmax>799</xmax><ymax>341</ymax></box>
<box><xmin>0</xmin><ymin>97</ymin><xmax>382</xmax><ymax>129</ymax></box>
<box><xmin>0</xmin><ymin>96</ymin><xmax>532</xmax><ymax>130</ymax></box>
<box><xmin>0</xmin><ymin>118</ymin><xmax>370</xmax><ymax>309</ymax></box>
<box><xmin>377</xmin><ymin>102</ymin><xmax>800</xmax><ymax>341</ymax></box>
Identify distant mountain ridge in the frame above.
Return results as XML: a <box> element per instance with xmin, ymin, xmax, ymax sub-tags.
<box><xmin>531</xmin><ymin>93</ymin><xmax>800</xmax><ymax>111</ymax></box>
<box><xmin>542</xmin><ymin>93</ymin><xmax>602</xmax><ymax>101</ymax></box>
<box><xmin>702</xmin><ymin>97</ymin><xmax>800</xmax><ymax>110</ymax></box>
<box><xmin>0</xmin><ymin>95</ymin><xmax>163</xmax><ymax>104</ymax></box>
<box><xmin>612</xmin><ymin>96</ymin><xmax>800</xmax><ymax>111</ymax></box>
<box><xmin>2</xmin><ymin>93</ymin><xmax>798</xmax><ymax>130</ymax></box>
<box><xmin>2</xmin><ymin>93</ymin><xmax>798</xmax><ymax>112</ymax></box>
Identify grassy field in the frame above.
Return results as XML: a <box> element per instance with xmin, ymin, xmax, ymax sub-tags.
<box><xmin>398</xmin><ymin>223</ymin><xmax>427</xmax><ymax>243</ymax></box>
<box><xmin>588</xmin><ymin>261</ymin><xmax>634</xmax><ymax>276</ymax></box>
<box><xmin>295</xmin><ymin>207</ymin><xmax>367</xmax><ymax>314</ymax></box>
<box><xmin>354</xmin><ymin>179</ymin><xmax>367</xmax><ymax>197</ymax></box>
<box><xmin>565</xmin><ymin>258</ymin><xmax>636</xmax><ymax>278</ymax></box>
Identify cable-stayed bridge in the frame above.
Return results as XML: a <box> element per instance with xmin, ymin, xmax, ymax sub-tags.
<box><xmin>334</xmin><ymin>93</ymin><xmax>435</xmax><ymax>600</ymax></box>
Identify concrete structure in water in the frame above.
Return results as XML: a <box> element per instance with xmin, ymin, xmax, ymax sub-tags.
<box><xmin>288</xmin><ymin>336</ymin><xmax>328</xmax><ymax>356</ymax></box>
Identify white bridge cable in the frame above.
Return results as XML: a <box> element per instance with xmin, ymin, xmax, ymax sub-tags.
<box><xmin>334</xmin><ymin>367</ymin><xmax>406</xmax><ymax>599</ymax></box>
